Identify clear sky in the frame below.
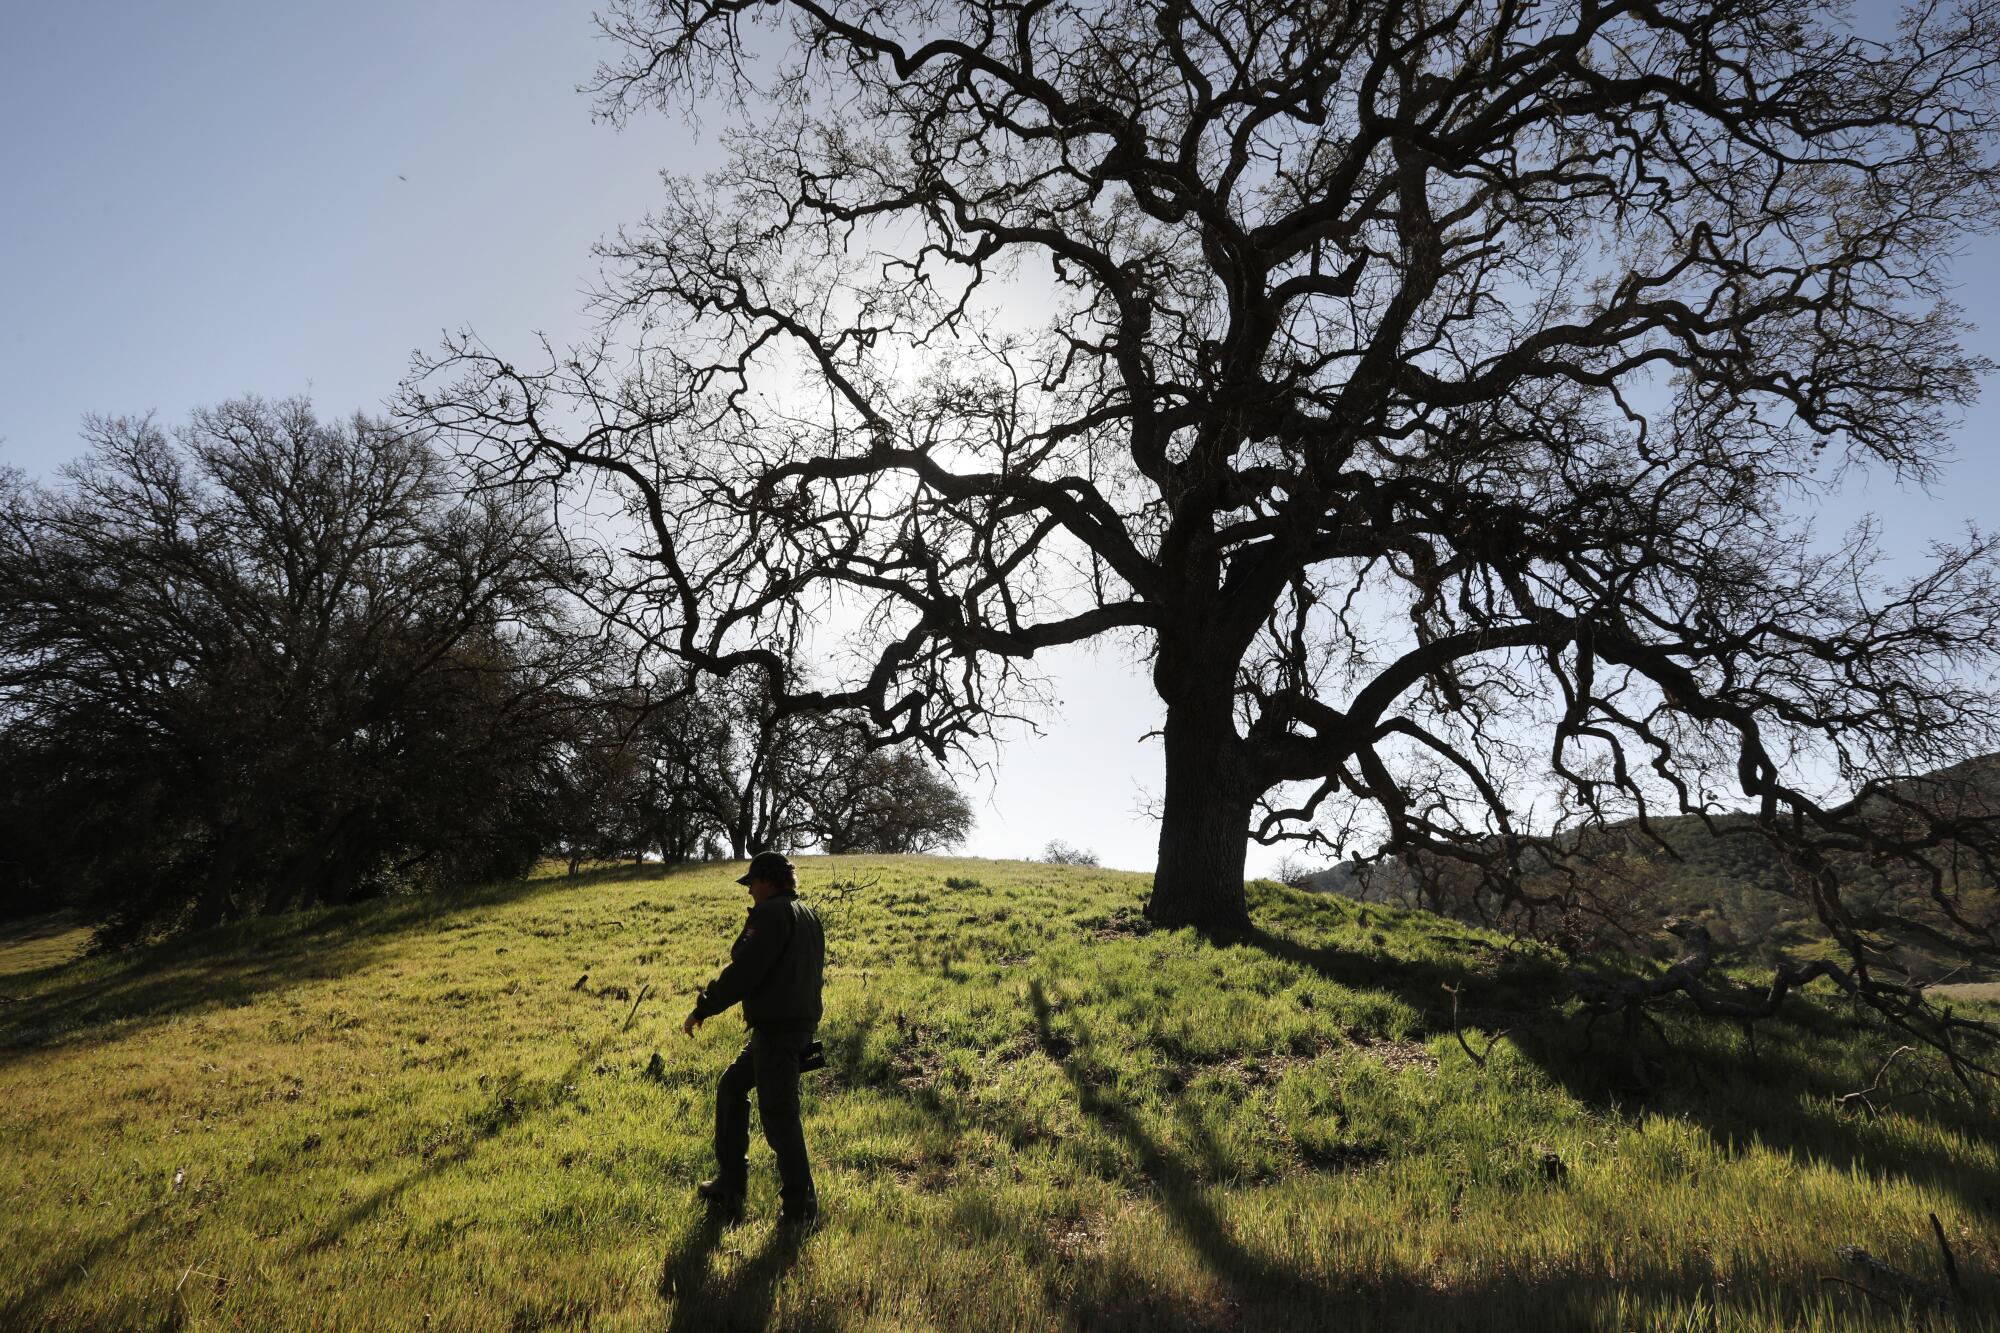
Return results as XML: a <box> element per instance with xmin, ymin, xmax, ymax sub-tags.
<box><xmin>3</xmin><ymin>1</ymin><xmax>1994</xmax><ymax>875</ymax></box>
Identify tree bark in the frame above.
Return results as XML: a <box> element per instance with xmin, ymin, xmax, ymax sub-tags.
<box><xmin>262</xmin><ymin>856</ymin><xmax>306</xmax><ymax>916</ymax></box>
<box><xmin>1145</xmin><ymin>686</ymin><xmax>1255</xmax><ymax>932</ymax></box>
<box><xmin>192</xmin><ymin>826</ymin><xmax>244</xmax><ymax>931</ymax></box>
<box><xmin>264</xmin><ymin>809</ymin><xmax>354</xmax><ymax>915</ymax></box>
<box><xmin>313</xmin><ymin>830</ymin><xmax>367</xmax><ymax>906</ymax></box>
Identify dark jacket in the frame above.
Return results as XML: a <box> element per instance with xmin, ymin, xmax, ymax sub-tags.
<box><xmin>691</xmin><ymin>890</ymin><xmax>824</xmax><ymax>1030</ymax></box>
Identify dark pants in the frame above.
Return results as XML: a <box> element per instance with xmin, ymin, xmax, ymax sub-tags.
<box><xmin>712</xmin><ymin>1026</ymin><xmax>816</xmax><ymax>1209</ymax></box>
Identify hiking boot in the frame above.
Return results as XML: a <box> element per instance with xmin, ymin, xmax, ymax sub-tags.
<box><xmin>778</xmin><ymin>1198</ymin><xmax>821</xmax><ymax>1229</ymax></box>
<box><xmin>696</xmin><ymin>1179</ymin><xmax>745</xmax><ymax>1215</ymax></box>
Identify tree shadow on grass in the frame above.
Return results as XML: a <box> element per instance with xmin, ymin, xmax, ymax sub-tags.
<box><xmin>1233</xmin><ymin>909</ymin><xmax>2000</xmax><ymax>1236</ymax></box>
<box><xmin>0</xmin><ymin>868</ymin><xmax>681</xmax><ymax>1069</ymax></box>
<box><xmin>671</xmin><ymin>887</ymin><xmax>1997</xmax><ymax>1327</ymax></box>
<box><xmin>0</xmin><ymin>1204</ymin><xmax>168</xmax><ymax>1329</ymax></box>
<box><xmin>1</xmin><ymin>1045</ymin><xmax>623</xmax><ymax>1328</ymax></box>
<box><xmin>1511</xmin><ymin>1012</ymin><xmax>2000</xmax><ymax>1224</ymax></box>
<box><xmin>817</xmin><ymin>984</ymin><xmax>1350</xmax><ymax>1326</ymax></box>
<box><xmin>292</xmin><ymin>1045</ymin><xmax>604</xmax><ymax>1258</ymax></box>
<box><xmin>1016</xmin><ymin>976</ymin><xmax>1992</xmax><ymax>1331</ymax></box>
<box><xmin>1235</xmin><ymin>917</ymin><xmax>1568</xmax><ymax>1038</ymax></box>
<box><xmin>1023</xmin><ymin>978</ymin><xmax>1337</xmax><ymax>1315</ymax></box>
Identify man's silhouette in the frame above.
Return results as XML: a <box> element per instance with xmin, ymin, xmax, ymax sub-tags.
<box><xmin>682</xmin><ymin>851</ymin><xmax>824</xmax><ymax>1223</ymax></box>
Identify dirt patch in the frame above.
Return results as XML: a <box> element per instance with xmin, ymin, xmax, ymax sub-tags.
<box><xmin>889</xmin><ymin>1018</ymin><xmax>950</xmax><ymax>1090</ymax></box>
<box><xmin>1162</xmin><ymin>1034</ymin><xmax>1437</xmax><ymax>1093</ymax></box>
<box><xmin>1349</xmin><ymin>1035</ymin><xmax>1438</xmax><ymax>1073</ymax></box>
<box><xmin>1294</xmin><ymin>1139</ymin><xmax>1390</xmax><ymax>1172</ymax></box>
<box><xmin>887</xmin><ymin>1147</ymin><xmax>960</xmax><ymax>1192</ymax></box>
<box><xmin>1164</xmin><ymin>1051</ymin><xmax>1310</xmax><ymax>1092</ymax></box>
<box><xmin>1047</xmin><ymin>1210</ymin><xmax>1105</xmax><ymax>1263</ymax></box>
<box><xmin>1085</xmin><ymin>908</ymin><xmax>1153</xmax><ymax>941</ymax></box>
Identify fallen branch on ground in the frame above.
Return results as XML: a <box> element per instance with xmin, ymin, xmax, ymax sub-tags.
<box><xmin>1837</xmin><ymin>1244</ymin><xmax>1955</xmax><ymax>1313</ymax></box>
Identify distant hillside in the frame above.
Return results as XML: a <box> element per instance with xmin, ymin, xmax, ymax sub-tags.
<box><xmin>1304</xmin><ymin>755</ymin><xmax>2000</xmax><ymax>983</ymax></box>
<box><xmin>1</xmin><ymin>856</ymin><xmax>1994</xmax><ymax>1330</ymax></box>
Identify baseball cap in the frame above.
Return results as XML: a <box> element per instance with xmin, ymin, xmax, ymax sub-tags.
<box><xmin>736</xmin><ymin>851</ymin><xmax>795</xmax><ymax>886</ymax></box>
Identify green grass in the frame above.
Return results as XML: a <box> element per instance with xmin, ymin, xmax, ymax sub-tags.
<box><xmin>1</xmin><ymin>857</ymin><xmax>1994</xmax><ymax>1331</ymax></box>
<box><xmin>1934</xmin><ymin>983</ymin><xmax>2000</xmax><ymax>1005</ymax></box>
<box><xmin>0</xmin><ymin>914</ymin><xmax>92</xmax><ymax>980</ymax></box>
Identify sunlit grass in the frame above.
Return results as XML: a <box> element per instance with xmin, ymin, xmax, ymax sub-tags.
<box><xmin>0</xmin><ymin>915</ymin><xmax>91</xmax><ymax>980</ymax></box>
<box><xmin>1</xmin><ymin>857</ymin><xmax>1993</xmax><ymax>1330</ymax></box>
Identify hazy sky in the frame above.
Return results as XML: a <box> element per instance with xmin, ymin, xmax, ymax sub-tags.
<box><xmin>3</xmin><ymin>1</ymin><xmax>1994</xmax><ymax>875</ymax></box>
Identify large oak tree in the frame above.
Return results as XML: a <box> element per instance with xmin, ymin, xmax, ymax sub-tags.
<box><xmin>413</xmin><ymin>0</ymin><xmax>2000</xmax><ymax>1057</ymax></box>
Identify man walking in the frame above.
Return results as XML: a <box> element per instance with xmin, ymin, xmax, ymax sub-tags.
<box><xmin>682</xmin><ymin>850</ymin><xmax>824</xmax><ymax>1224</ymax></box>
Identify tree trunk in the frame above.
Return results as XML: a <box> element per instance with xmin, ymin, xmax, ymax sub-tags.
<box><xmin>1145</xmin><ymin>688</ymin><xmax>1255</xmax><ymax>932</ymax></box>
<box><xmin>265</xmin><ymin>810</ymin><xmax>352</xmax><ymax>915</ymax></box>
<box><xmin>263</xmin><ymin>859</ymin><xmax>305</xmax><ymax>916</ymax></box>
<box><xmin>192</xmin><ymin>826</ymin><xmax>244</xmax><ymax>931</ymax></box>
<box><xmin>314</xmin><ymin>829</ymin><xmax>368</xmax><ymax>906</ymax></box>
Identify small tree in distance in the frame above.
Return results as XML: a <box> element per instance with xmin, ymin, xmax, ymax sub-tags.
<box><xmin>1039</xmin><ymin>841</ymin><xmax>1101</xmax><ymax>869</ymax></box>
<box><xmin>1271</xmin><ymin>854</ymin><xmax>1320</xmax><ymax>891</ymax></box>
<box><xmin>810</xmin><ymin>738</ymin><xmax>975</xmax><ymax>854</ymax></box>
<box><xmin>544</xmin><ymin>666</ymin><xmax>978</xmax><ymax>868</ymax></box>
<box><xmin>411</xmin><ymin>0</ymin><xmax>2000</xmax><ymax>1069</ymax></box>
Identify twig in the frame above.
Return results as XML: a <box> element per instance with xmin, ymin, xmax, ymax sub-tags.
<box><xmin>1834</xmin><ymin>1045</ymin><xmax>1916</xmax><ymax>1119</ymax></box>
<box><xmin>572</xmin><ymin>973</ymin><xmax>589</xmax><ymax>991</ymax></box>
<box><xmin>1930</xmin><ymin>1213</ymin><xmax>1963</xmax><ymax>1301</ymax></box>
<box><xmin>1442</xmin><ymin>983</ymin><xmax>1504</xmax><ymax>1069</ymax></box>
<box><xmin>1816</xmin><ymin>1275</ymin><xmax>1897</xmax><ymax>1309</ymax></box>
<box><xmin>1839</xmin><ymin>1244</ymin><xmax>1954</xmax><ymax>1311</ymax></box>
<box><xmin>622</xmin><ymin>982</ymin><xmax>654</xmax><ymax>1031</ymax></box>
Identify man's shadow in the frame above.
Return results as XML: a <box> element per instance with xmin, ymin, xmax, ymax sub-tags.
<box><xmin>658</xmin><ymin>1208</ymin><xmax>810</xmax><ymax>1332</ymax></box>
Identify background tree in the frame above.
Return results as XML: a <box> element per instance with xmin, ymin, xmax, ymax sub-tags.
<box><xmin>539</xmin><ymin>668</ymin><xmax>733</xmax><ymax>873</ymax></box>
<box><xmin>412</xmin><ymin>0</ymin><xmax>2000</xmax><ymax>1065</ymax></box>
<box><xmin>699</xmin><ymin>665</ymin><xmax>826</xmax><ymax>859</ymax></box>
<box><xmin>1038</xmin><ymin>841</ymin><xmax>1102</xmax><ymax>869</ymax></box>
<box><xmin>536</xmin><ymin>661</ymin><xmax>978</xmax><ymax>870</ymax></box>
<box><xmin>665</xmin><ymin>659</ymin><xmax>977</xmax><ymax>859</ymax></box>
<box><xmin>618</xmin><ymin>675</ymin><xmax>741</xmax><ymax>864</ymax></box>
<box><xmin>806</xmin><ymin>732</ymin><xmax>976</xmax><ymax>854</ymax></box>
<box><xmin>0</xmin><ymin>398</ymin><xmax>591</xmax><ymax>936</ymax></box>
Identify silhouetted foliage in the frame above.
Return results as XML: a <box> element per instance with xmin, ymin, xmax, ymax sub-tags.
<box><xmin>547</xmin><ymin>665</ymin><xmax>976</xmax><ymax>869</ymax></box>
<box><xmin>809</xmin><ymin>739</ymin><xmax>974</xmax><ymax>854</ymax></box>
<box><xmin>0</xmin><ymin>398</ymin><xmax>596</xmax><ymax>937</ymax></box>
<box><xmin>1316</xmin><ymin>753</ymin><xmax>2000</xmax><ymax>983</ymax></box>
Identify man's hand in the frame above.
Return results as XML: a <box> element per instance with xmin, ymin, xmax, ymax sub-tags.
<box><xmin>682</xmin><ymin>1011</ymin><xmax>703</xmax><ymax>1038</ymax></box>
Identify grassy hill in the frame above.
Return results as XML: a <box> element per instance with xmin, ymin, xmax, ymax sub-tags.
<box><xmin>1305</xmin><ymin>754</ymin><xmax>2000</xmax><ymax>983</ymax></box>
<box><xmin>1</xmin><ymin>857</ymin><xmax>1995</xmax><ymax>1331</ymax></box>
